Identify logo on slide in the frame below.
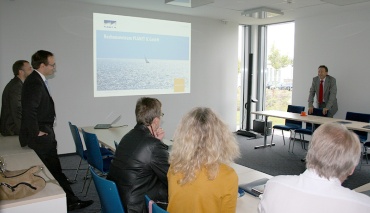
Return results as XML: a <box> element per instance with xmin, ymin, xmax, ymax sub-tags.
<box><xmin>104</xmin><ymin>20</ymin><xmax>117</xmax><ymax>28</ymax></box>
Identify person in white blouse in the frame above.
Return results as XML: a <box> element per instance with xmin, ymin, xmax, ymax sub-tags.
<box><xmin>258</xmin><ymin>123</ymin><xmax>370</xmax><ymax>213</ymax></box>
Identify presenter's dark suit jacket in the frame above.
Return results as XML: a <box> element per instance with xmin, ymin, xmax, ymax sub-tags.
<box><xmin>19</xmin><ymin>71</ymin><xmax>55</xmax><ymax>148</ymax></box>
<box><xmin>308</xmin><ymin>75</ymin><xmax>338</xmax><ymax>117</ymax></box>
<box><xmin>19</xmin><ymin>70</ymin><xmax>78</xmax><ymax>203</ymax></box>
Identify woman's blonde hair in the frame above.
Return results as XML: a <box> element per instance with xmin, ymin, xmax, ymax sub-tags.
<box><xmin>169</xmin><ymin>107</ymin><xmax>240</xmax><ymax>185</ymax></box>
<box><xmin>306</xmin><ymin>123</ymin><xmax>361</xmax><ymax>181</ymax></box>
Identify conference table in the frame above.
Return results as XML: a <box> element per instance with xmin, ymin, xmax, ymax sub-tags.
<box><xmin>251</xmin><ymin>110</ymin><xmax>370</xmax><ymax>149</ymax></box>
<box><xmin>81</xmin><ymin>125</ymin><xmax>370</xmax><ymax>212</ymax></box>
<box><xmin>0</xmin><ymin>136</ymin><xmax>66</xmax><ymax>213</ymax></box>
<box><xmin>80</xmin><ymin>125</ymin><xmax>272</xmax><ymax>213</ymax></box>
<box><xmin>80</xmin><ymin>125</ymin><xmax>173</xmax><ymax>150</ymax></box>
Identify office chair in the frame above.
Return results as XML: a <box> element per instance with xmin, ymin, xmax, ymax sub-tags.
<box><xmin>270</xmin><ymin>105</ymin><xmax>305</xmax><ymax>146</ymax></box>
<box><xmin>69</xmin><ymin>122</ymin><xmax>114</xmax><ymax>193</ymax></box>
<box><xmin>82</xmin><ymin>129</ymin><xmax>113</xmax><ymax>196</ymax></box>
<box><xmin>345</xmin><ymin>111</ymin><xmax>370</xmax><ymax>166</ymax></box>
<box><xmin>289</xmin><ymin>108</ymin><xmax>327</xmax><ymax>153</ymax></box>
<box><xmin>145</xmin><ymin>195</ymin><xmax>169</xmax><ymax>213</ymax></box>
<box><xmin>68</xmin><ymin>122</ymin><xmax>88</xmax><ymax>182</ymax></box>
<box><xmin>90</xmin><ymin>166</ymin><xmax>125</xmax><ymax>213</ymax></box>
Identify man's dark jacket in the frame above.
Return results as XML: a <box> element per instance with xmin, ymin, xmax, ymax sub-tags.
<box><xmin>0</xmin><ymin>77</ymin><xmax>23</xmax><ymax>136</ymax></box>
<box><xmin>107</xmin><ymin>124</ymin><xmax>170</xmax><ymax>213</ymax></box>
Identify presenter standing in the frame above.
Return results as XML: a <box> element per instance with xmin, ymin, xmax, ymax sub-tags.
<box><xmin>20</xmin><ymin>50</ymin><xmax>93</xmax><ymax>211</ymax></box>
<box><xmin>308</xmin><ymin>65</ymin><xmax>338</xmax><ymax>117</ymax></box>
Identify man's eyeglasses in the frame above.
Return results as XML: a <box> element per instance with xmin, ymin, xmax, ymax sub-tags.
<box><xmin>47</xmin><ymin>63</ymin><xmax>56</xmax><ymax>68</ymax></box>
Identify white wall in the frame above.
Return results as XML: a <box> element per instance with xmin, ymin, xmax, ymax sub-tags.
<box><xmin>0</xmin><ymin>0</ymin><xmax>238</xmax><ymax>154</ymax></box>
<box><xmin>292</xmin><ymin>6</ymin><xmax>370</xmax><ymax>119</ymax></box>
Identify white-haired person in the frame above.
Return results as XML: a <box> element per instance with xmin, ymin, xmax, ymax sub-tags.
<box><xmin>167</xmin><ymin>107</ymin><xmax>240</xmax><ymax>213</ymax></box>
<box><xmin>258</xmin><ymin>123</ymin><xmax>370</xmax><ymax>213</ymax></box>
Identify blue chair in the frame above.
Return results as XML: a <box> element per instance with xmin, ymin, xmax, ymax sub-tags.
<box><xmin>68</xmin><ymin>122</ymin><xmax>113</xmax><ymax>191</ymax></box>
<box><xmin>90</xmin><ymin>166</ymin><xmax>125</xmax><ymax>213</ymax></box>
<box><xmin>345</xmin><ymin>112</ymin><xmax>370</xmax><ymax>165</ymax></box>
<box><xmin>68</xmin><ymin>122</ymin><xmax>88</xmax><ymax>182</ymax></box>
<box><xmin>289</xmin><ymin>108</ymin><xmax>327</xmax><ymax>153</ymax></box>
<box><xmin>145</xmin><ymin>195</ymin><xmax>168</xmax><ymax>213</ymax></box>
<box><xmin>270</xmin><ymin>105</ymin><xmax>305</xmax><ymax>146</ymax></box>
<box><xmin>82</xmin><ymin>129</ymin><xmax>114</xmax><ymax>196</ymax></box>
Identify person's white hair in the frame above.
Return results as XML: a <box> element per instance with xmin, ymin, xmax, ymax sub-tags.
<box><xmin>306</xmin><ymin>123</ymin><xmax>361</xmax><ymax>181</ymax></box>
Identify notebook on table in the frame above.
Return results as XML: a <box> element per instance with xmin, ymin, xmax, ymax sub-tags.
<box><xmin>238</xmin><ymin>178</ymin><xmax>269</xmax><ymax>197</ymax></box>
<box><xmin>94</xmin><ymin>115</ymin><xmax>121</xmax><ymax>129</ymax></box>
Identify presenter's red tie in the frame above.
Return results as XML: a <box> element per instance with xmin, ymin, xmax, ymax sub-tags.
<box><xmin>318</xmin><ymin>80</ymin><xmax>323</xmax><ymax>104</ymax></box>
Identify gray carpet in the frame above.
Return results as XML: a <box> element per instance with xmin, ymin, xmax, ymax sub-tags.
<box><xmin>59</xmin><ymin>134</ymin><xmax>370</xmax><ymax>212</ymax></box>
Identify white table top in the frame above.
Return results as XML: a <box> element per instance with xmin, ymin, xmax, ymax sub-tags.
<box><xmin>0</xmin><ymin>136</ymin><xmax>33</xmax><ymax>156</ymax></box>
<box><xmin>0</xmin><ymin>136</ymin><xmax>66</xmax><ymax>210</ymax></box>
<box><xmin>80</xmin><ymin>124</ymin><xmax>370</xmax><ymax>212</ymax></box>
<box><xmin>252</xmin><ymin>110</ymin><xmax>370</xmax><ymax>132</ymax></box>
<box><xmin>81</xmin><ymin>126</ymin><xmax>172</xmax><ymax>150</ymax></box>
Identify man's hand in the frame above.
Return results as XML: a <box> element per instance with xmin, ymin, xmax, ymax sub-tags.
<box><xmin>308</xmin><ymin>107</ymin><xmax>314</xmax><ymax>115</ymax></box>
<box><xmin>38</xmin><ymin>131</ymin><xmax>48</xmax><ymax>136</ymax></box>
<box><xmin>154</xmin><ymin>127</ymin><xmax>165</xmax><ymax>141</ymax></box>
<box><xmin>323</xmin><ymin>108</ymin><xmax>328</xmax><ymax>115</ymax></box>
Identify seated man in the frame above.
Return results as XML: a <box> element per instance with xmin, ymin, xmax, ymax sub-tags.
<box><xmin>107</xmin><ymin>97</ymin><xmax>169</xmax><ymax>213</ymax></box>
<box><xmin>258</xmin><ymin>123</ymin><xmax>370</xmax><ymax>213</ymax></box>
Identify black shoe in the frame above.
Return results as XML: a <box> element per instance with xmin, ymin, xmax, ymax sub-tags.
<box><xmin>67</xmin><ymin>200</ymin><xmax>94</xmax><ymax>211</ymax></box>
<box><xmin>67</xmin><ymin>178</ymin><xmax>77</xmax><ymax>184</ymax></box>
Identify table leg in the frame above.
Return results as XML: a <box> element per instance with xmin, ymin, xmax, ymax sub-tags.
<box><xmin>254</xmin><ymin>116</ymin><xmax>275</xmax><ymax>149</ymax></box>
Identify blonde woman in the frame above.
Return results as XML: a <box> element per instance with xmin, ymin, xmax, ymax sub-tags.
<box><xmin>167</xmin><ymin>107</ymin><xmax>240</xmax><ymax>213</ymax></box>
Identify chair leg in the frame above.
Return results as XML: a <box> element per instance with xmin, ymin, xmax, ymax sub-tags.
<box><xmin>289</xmin><ymin>132</ymin><xmax>296</xmax><ymax>152</ymax></box>
<box><xmin>81</xmin><ymin>167</ymin><xmax>89</xmax><ymax>193</ymax></box>
<box><xmin>281</xmin><ymin>130</ymin><xmax>285</xmax><ymax>145</ymax></box>
<box><xmin>292</xmin><ymin>133</ymin><xmax>297</xmax><ymax>153</ymax></box>
<box><xmin>270</xmin><ymin>129</ymin><xmax>275</xmax><ymax>146</ymax></box>
<box><xmin>73</xmin><ymin>158</ymin><xmax>83</xmax><ymax>181</ymax></box>
<box><xmin>85</xmin><ymin>177</ymin><xmax>93</xmax><ymax>197</ymax></box>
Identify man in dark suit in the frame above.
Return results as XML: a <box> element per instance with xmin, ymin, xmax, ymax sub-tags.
<box><xmin>308</xmin><ymin>65</ymin><xmax>338</xmax><ymax>117</ymax></box>
<box><xmin>0</xmin><ymin>60</ymin><xmax>32</xmax><ymax>136</ymax></box>
<box><xmin>19</xmin><ymin>50</ymin><xmax>93</xmax><ymax>211</ymax></box>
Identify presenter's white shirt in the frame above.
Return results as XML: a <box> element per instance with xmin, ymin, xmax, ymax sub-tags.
<box><xmin>258</xmin><ymin>169</ymin><xmax>370</xmax><ymax>213</ymax></box>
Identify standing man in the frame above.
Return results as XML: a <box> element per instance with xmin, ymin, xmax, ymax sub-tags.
<box><xmin>0</xmin><ymin>60</ymin><xmax>32</xmax><ymax>136</ymax></box>
<box><xmin>308</xmin><ymin>65</ymin><xmax>338</xmax><ymax>117</ymax></box>
<box><xmin>20</xmin><ymin>50</ymin><xmax>93</xmax><ymax>211</ymax></box>
<box><xmin>108</xmin><ymin>97</ymin><xmax>169</xmax><ymax>213</ymax></box>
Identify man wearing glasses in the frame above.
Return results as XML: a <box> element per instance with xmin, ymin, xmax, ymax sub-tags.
<box><xmin>20</xmin><ymin>50</ymin><xmax>93</xmax><ymax>211</ymax></box>
<box><xmin>0</xmin><ymin>60</ymin><xmax>32</xmax><ymax>136</ymax></box>
<box><xmin>108</xmin><ymin>97</ymin><xmax>169</xmax><ymax>213</ymax></box>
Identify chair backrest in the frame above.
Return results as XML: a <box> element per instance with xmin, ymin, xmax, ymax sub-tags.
<box><xmin>145</xmin><ymin>195</ymin><xmax>168</xmax><ymax>213</ymax></box>
<box><xmin>82</xmin><ymin>129</ymin><xmax>105</xmax><ymax>171</ymax></box>
<box><xmin>68</xmin><ymin>122</ymin><xmax>85</xmax><ymax>159</ymax></box>
<box><xmin>306</xmin><ymin>108</ymin><xmax>328</xmax><ymax>129</ymax></box>
<box><xmin>114</xmin><ymin>141</ymin><xmax>119</xmax><ymax>149</ymax></box>
<box><xmin>346</xmin><ymin>111</ymin><xmax>370</xmax><ymax>142</ymax></box>
<box><xmin>90</xmin><ymin>166</ymin><xmax>125</xmax><ymax>213</ymax></box>
<box><xmin>285</xmin><ymin>105</ymin><xmax>305</xmax><ymax>127</ymax></box>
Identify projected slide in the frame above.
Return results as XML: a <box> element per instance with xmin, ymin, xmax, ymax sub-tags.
<box><xmin>93</xmin><ymin>13</ymin><xmax>191</xmax><ymax>97</ymax></box>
